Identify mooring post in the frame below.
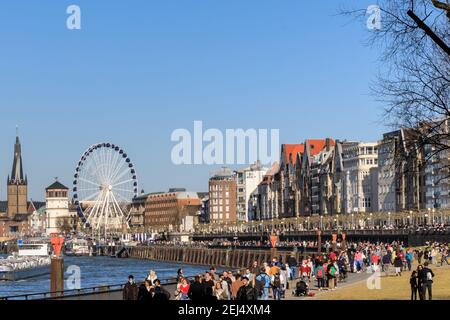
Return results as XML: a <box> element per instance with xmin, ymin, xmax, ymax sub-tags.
<box><xmin>50</xmin><ymin>234</ymin><xmax>65</xmax><ymax>297</ymax></box>
<box><xmin>51</xmin><ymin>257</ymin><xmax>64</xmax><ymax>297</ymax></box>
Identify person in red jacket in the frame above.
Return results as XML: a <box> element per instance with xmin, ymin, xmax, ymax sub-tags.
<box><xmin>299</xmin><ymin>260</ymin><xmax>311</xmax><ymax>280</ymax></box>
<box><xmin>372</xmin><ymin>253</ymin><xmax>380</xmax><ymax>272</ymax></box>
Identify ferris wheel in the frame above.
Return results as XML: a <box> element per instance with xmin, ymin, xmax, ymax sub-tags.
<box><xmin>73</xmin><ymin>143</ymin><xmax>138</xmax><ymax>232</ymax></box>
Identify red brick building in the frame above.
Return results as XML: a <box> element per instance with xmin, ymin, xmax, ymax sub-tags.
<box><xmin>208</xmin><ymin>168</ymin><xmax>237</xmax><ymax>223</ymax></box>
<box><xmin>144</xmin><ymin>189</ymin><xmax>201</xmax><ymax>232</ymax></box>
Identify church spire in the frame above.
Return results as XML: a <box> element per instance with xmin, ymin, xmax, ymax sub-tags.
<box><xmin>10</xmin><ymin>128</ymin><xmax>25</xmax><ymax>184</ymax></box>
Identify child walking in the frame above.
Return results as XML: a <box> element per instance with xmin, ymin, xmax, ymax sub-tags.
<box><xmin>410</xmin><ymin>271</ymin><xmax>418</xmax><ymax>301</ymax></box>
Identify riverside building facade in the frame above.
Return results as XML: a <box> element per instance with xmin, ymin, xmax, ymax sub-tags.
<box><xmin>209</xmin><ymin>168</ymin><xmax>237</xmax><ymax>224</ymax></box>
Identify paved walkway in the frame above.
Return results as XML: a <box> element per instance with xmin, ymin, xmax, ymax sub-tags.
<box><xmin>284</xmin><ymin>272</ymin><xmax>373</xmax><ymax>300</ymax></box>
<box><xmin>283</xmin><ymin>264</ymin><xmax>450</xmax><ymax>300</ymax></box>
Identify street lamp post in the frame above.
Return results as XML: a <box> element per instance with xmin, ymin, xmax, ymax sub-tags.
<box><xmin>351</xmin><ymin>213</ymin><xmax>355</xmax><ymax>230</ymax></box>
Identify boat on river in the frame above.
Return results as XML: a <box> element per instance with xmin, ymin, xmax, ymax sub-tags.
<box><xmin>65</xmin><ymin>239</ymin><xmax>90</xmax><ymax>257</ymax></box>
<box><xmin>0</xmin><ymin>243</ymin><xmax>51</xmax><ymax>281</ymax></box>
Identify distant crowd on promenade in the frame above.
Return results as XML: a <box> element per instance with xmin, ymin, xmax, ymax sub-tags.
<box><xmin>144</xmin><ymin>239</ymin><xmax>322</xmax><ymax>251</ymax></box>
<box><xmin>123</xmin><ymin>240</ymin><xmax>449</xmax><ymax>301</ymax></box>
<box><xmin>193</xmin><ymin>223</ymin><xmax>449</xmax><ymax>236</ymax></box>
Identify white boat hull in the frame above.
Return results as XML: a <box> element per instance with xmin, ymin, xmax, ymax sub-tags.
<box><xmin>0</xmin><ymin>265</ymin><xmax>50</xmax><ymax>281</ymax></box>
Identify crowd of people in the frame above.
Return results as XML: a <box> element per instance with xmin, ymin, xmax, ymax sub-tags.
<box><xmin>194</xmin><ymin>221</ymin><xmax>449</xmax><ymax>236</ymax></box>
<box><xmin>142</xmin><ymin>239</ymin><xmax>323</xmax><ymax>252</ymax></box>
<box><xmin>123</xmin><ymin>241</ymin><xmax>448</xmax><ymax>301</ymax></box>
<box><xmin>123</xmin><ymin>272</ymin><xmax>171</xmax><ymax>301</ymax></box>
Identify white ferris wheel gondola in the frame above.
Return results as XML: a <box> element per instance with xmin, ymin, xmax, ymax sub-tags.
<box><xmin>73</xmin><ymin>143</ymin><xmax>138</xmax><ymax>233</ymax></box>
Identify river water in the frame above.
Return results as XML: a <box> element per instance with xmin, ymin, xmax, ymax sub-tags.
<box><xmin>0</xmin><ymin>254</ymin><xmax>206</xmax><ymax>298</ymax></box>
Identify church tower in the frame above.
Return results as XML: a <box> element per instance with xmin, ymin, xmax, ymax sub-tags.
<box><xmin>7</xmin><ymin>133</ymin><xmax>28</xmax><ymax>218</ymax></box>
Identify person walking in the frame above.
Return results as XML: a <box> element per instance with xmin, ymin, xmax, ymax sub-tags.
<box><xmin>287</xmin><ymin>254</ymin><xmax>298</xmax><ymax>280</ymax></box>
<box><xmin>255</xmin><ymin>268</ymin><xmax>271</xmax><ymax>300</ymax></box>
<box><xmin>371</xmin><ymin>252</ymin><xmax>380</xmax><ymax>273</ymax></box>
<box><xmin>236</xmin><ymin>277</ymin><xmax>258</xmax><ymax>301</ymax></box>
<box><xmin>405</xmin><ymin>250</ymin><xmax>414</xmax><ymax>272</ymax></box>
<box><xmin>123</xmin><ymin>275</ymin><xmax>139</xmax><ymax>300</ymax></box>
<box><xmin>280</xmin><ymin>265</ymin><xmax>289</xmax><ymax>298</ymax></box>
<box><xmin>382</xmin><ymin>251</ymin><xmax>392</xmax><ymax>276</ymax></box>
<box><xmin>213</xmin><ymin>282</ymin><xmax>229</xmax><ymax>301</ymax></box>
<box><xmin>137</xmin><ymin>280</ymin><xmax>154</xmax><ymax>301</ymax></box>
<box><xmin>299</xmin><ymin>260</ymin><xmax>312</xmax><ymax>281</ymax></box>
<box><xmin>203</xmin><ymin>272</ymin><xmax>215</xmax><ymax>291</ymax></box>
<box><xmin>231</xmin><ymin>274</ymin><xmax>243</xmax><ymax>300</ymax></box>
<box><xmin>431</xmin><ymin>248</ymin><xmax>437</xmax><ymax>265</ymax></box>
<box><xmin>394</xmin><ymin>255</ymin><xmax>403</xmax><ymax>277</ymax></box>
<box><xmin>327</xmin><ymin>261</ymin><xmax>337</xmax><ymax>291</ymax></box>
<box><xmin>424</xmin><ymin>250</ymin><xmax>430</xmax><ymax>264</ymax></box>
<box><xmin>410</xmin><ymin>271</ymin><xmax>419</xmax><ymax>301</ymax></box>
<box><xmin>147</xmin><ymin>270</ymin><xmax>158</xmax><ymax>286</ymax></box>
<box><xmin>417</xmin><ymin>250</ymin><xmax>424</xmax><ymax>265</ymax></box>
<box><xmin>315</xmin><ymin>262</ymin><xmax>326</xmax><ymax>291</ymax></box>
<box><xmin>441</xmin><ymin>249</ymin><xmax>449</xmax><ymax>267</ymax></box>
<box><xmin>152</xmin><ymin>279</ymin><xmax>171</xmax><ymax>301</ymax></box>
<box><xmin>176</xmin><ymin>277</ymin><xmax>190</xmax><ymax>301</ymax></box>
<box><xmin>269</xmin><ymin>259</ymin><xmax>280</xmax><ymax>277</ymax></box>
<box><xmin>188</xmin><ymin>275</ymin><xmax>205</xmax><ymax>301</ymax></box>
<box><xmin>176</xmin><ymin>269</ymin><xmax>185</xmax><ymax>283</ymax></box>
<box><xmin>355</xmin><ymin>251</ymin><xmax>363</xmax><ymax>273</ymax></box>
<box><xmin>243</xmin><ymin>268</ymin><xmax>253</xmax><ymax>284</ymax></box>
<box><xmin>210</xmin><ymin>267</ymin><xmax>220</xmax><ymax>282</ymax></box>
<box><xmin>250</xmin><ymin>261</ymin><xmax>259</xmax><ymax>288</ymax></box>
<box><xmin>421</xmin><ymin>262</ymin><xmax>435</xmax><ymax>300</ymax></box>
<box><xmin>417</xmin><ymin>265</ymin><xmax>425</xmax><ymax>300</ymax></box>
<box><xmin>271</xmin><ymin>272</ymin><xmax>282</xmax><ymax>300</ymax></box>
<box><xmin>220</xmin><ymin>275</ymin><xmax>231</xmax><ymax>300</ymax></box>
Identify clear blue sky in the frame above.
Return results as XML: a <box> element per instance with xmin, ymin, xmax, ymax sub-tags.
<box><xmin>0</xmin><ymin>0</ymin><xmax>387</xmax><ymax>200</ymax></box>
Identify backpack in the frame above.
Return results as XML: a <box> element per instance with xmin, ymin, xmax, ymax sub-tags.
<box><xmin>255</xmin><ymin>274</ymin><xmax>267</xmax><ymax>295</ymax></box>
<box><xmin>273</xmin><ymin>275</ymin><xmax>281</xmax><ymax>288</ymax></box>
<box><xmin>329</xmin><ymin>266</ymin><xmax>336</xmax><ymax>277</ymax></box>
<box><xmin>317</xmin><ymin>269</ymin><xmax>324</xmax><ymax>278</ymax></box>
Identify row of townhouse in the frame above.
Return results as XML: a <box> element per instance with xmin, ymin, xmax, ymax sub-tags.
<box><xmin>251</xmin><ymin>122</ymin><xmax>449</xmax><ymax>220</ymax></box>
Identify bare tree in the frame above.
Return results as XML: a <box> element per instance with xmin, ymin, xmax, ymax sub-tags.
<box><xmin>341</xmin><ymin>0</ymin><xmax>449</xmax><ymax>180</ymax></box>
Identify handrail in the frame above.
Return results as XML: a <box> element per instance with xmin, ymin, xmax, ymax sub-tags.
<box><xmin>0</xmin><ymin>274</ymin><xmax>194</xmax><ymax>301</ymax></box>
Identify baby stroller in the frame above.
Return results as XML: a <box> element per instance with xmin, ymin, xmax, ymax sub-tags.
<box><xmin>293</xmin><ymin>280</ymin><xmax>309</xmax><ymax>297</ymax></box>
